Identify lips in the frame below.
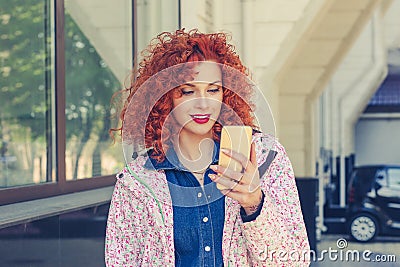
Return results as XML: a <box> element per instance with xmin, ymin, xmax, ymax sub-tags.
<box><xmin>191</xmin><ymin>114</ymin><xmax>211</xmax><ymax>124</ymax></box>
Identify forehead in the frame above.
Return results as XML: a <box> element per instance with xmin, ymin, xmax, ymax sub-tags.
<box><xmin>190</xmin><ymin>62</ymin><xmax>222</xmax><ymax>83</ymax></box>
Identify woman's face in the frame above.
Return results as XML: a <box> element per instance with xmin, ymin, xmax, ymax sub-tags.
<box><xmin>172</xmin><ymin>62</ymin><xmax>223</xmax><ymax>138</ymax></box>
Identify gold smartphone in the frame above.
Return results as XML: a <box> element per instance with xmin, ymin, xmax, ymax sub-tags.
<box><xmin>217</xmin><ymin>126</ymin><xmax>252</xmax><ymax>190</ymax></box>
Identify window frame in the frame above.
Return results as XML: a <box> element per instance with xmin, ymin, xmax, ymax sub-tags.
<box><xmin>0</xmin><ymin>0</ymin><xmax>137</xmax><ymax>205</ymax></box>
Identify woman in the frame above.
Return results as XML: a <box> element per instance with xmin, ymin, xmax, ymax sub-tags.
<box><xmin>106</xmin><ymin>29</ymin><xmax>310</xmax><ymax>266</ymax></box>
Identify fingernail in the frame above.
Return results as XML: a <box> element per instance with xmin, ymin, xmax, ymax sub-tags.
<box><xmin>210</xmin><ymin>165</ymin><xmax>217</xmax><ymax>171</ymax></box>
<box><xmin>208</xmin><ymin>174</ymin><xmax>216</xmax><ymax>180</ymax></box>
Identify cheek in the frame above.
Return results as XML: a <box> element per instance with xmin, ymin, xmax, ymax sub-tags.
<box><xmin>215</xmin><ymin>93</ymin><xmax>223</xmax><ymax>109</ymax></box>
<box><xmin>171</xmin><ymin>99</ymin><xmax>191</xmax><ymax>120</ymax></box>
<box><xmin>212</xmin><ymin>99</ymin><xmax>223</xmax><ymax>113</ymax></box>
<box><xmin>172</xmin><ymin>97</ymin><xmax>190</xmax><ymax>112</ymax></box>
<box><xmin>172</xmin><ymin>97</ymin><xmax>180</xmax><ymax>109</ymax></box>
<box><xmin>217</xmin><ymin>91</ymin><xmax>223</xmax><ymax>101</ymax></box>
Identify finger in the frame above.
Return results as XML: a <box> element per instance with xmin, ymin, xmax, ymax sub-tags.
<box><xmin>209</xmin><ymin>173</ymin><xmax>242</xmax><ymax>190</ymax></box>
<box><xmin>210</xmin><ymin>165</ymin><xmax>243</xmax><ymax>182</ymax></box>
<box><xmin>209</xmin><ymin>173</ymin><xmax>257</xmax><ymax>194</ymax></box>
<box><xmin>208</xmin><ymin>174</ymin><xmax>253</xmax><ymax>193</ymax></box>
<box><xmin>250</xmin><ymin>142</ymin><xmax>257</xmax><ymax>165</ymax></box>
<box><xmin>220</xmin><ymin>148</ymin><xmax>254</xmax><ymax>171</ymax></box>
<box><xmin>210</xmin><ymin>164</ymin><xmax>259</xmax><ymax>187</ymax></box>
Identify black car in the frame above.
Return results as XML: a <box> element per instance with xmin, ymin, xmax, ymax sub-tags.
<box><xmin>347</xmin><ymin>165</ymin><xmax>400</xmax><ymax>242</ymax></box>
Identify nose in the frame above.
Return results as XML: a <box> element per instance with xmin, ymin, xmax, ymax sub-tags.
<box><xmin>194</xmin><ymin>94</ymin><xmax>210</xmax><ymax>109</ymax></box>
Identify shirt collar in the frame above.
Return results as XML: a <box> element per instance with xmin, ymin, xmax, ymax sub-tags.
<box><xmin>144</xmin><ymin>141</ymin><xmax>220</xmax><ymax>171</ymax></box>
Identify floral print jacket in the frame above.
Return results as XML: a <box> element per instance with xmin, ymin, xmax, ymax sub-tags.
<box><xmin>105</xmin><ymin>134</ymin><xmax>310</xmax><ymax>266</ymax></box>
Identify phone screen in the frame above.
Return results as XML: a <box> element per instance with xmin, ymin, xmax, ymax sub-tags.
<box><xmin>217</xmin><ymin>126</ymin><xmax>252</xmax><ymax>189</ymax></box>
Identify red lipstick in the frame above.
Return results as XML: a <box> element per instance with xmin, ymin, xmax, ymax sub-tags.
<box><xmin>191</xmin><ymin>114</ymin><xmax>211</xmax><ymax>124</ymax></box>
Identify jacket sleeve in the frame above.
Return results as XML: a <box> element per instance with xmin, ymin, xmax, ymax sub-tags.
<box><xmin>240</xmin><ymin>143</ymin><xmax>311</xmax><ymax>266</ymax></box>
<box><xmin>105</xmin><ymin>178</ymin><xmax>143</xmax><ymax>266</ymax></box>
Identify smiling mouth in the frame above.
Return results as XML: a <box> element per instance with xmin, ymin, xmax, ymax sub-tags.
<box><xmin>190</xmin><ymin>114</ymin><xmax>211</xmax><ymax>124</ymax></box>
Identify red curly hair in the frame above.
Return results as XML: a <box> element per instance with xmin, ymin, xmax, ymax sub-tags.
<box><xmin>111</xmin><ymin>29</ymin><xmax>257</xmax><ymax>162</ymax></box>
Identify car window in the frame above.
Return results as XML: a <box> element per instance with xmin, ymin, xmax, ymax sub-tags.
<box><xmin>350</xmin><ymin>168</ymin><xmax>376</xmax><ymax>194</ymax></box>
<box><xmin>387</xmin><ymin>168</ymin><xmax>400</xmax><ymax>190</ymax></box>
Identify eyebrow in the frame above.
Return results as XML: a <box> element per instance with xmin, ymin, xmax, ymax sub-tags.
<box><xmin>181</xmin><ymin>80</ymin><xmax>223</xmax><ymax>87</ymax></box>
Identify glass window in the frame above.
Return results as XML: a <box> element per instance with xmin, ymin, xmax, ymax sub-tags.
<box><xmin>64</xmin><ymin>1</ymin><xmax>130</xmax><ymax>180</ymax></box>
<box><xmin>0</xmin><ymin>0</ymin><xmax>134</xmax><ymax>202</ymax></box>
<box><xmin>0</xmin><ymin>0</ymin><xmax>55</xmax><ymax>188</ymax></box>
<box><xmin>388</xmin><ymin>168</ymin><xmax>400</xmax><ymax>189</ymax></box>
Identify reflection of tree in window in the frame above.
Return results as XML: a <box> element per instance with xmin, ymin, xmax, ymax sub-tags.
<box><xmin>64</xmin><ymin>12</ymin><xmax>121</xmax><ymax>179</ymax></box>
<box><xmin>0</xmin><ymin>0</ymin><xmax>122</xmax><ymax>185</ymax></box>
<box><xmin>0</xmin><ymin>0</ymin><xmax>53</xmax><ymax>186</ymax></box>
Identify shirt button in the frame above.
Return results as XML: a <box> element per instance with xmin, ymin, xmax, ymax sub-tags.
<box><xmin>205</xmin><ymin>246</ymin><xmax>211</xmax><ymax>252</ymax></box>
<box><xmin>208</xmin><ymin>195</ymin><xmax>211</xmax><ymax>199</ymax></box>
<box><xmin>202</xmin><ymin>217</ymin><xmax>209</xmax><ymax>223</ymax></box>
<box><xmin>197</xmin><ymin>192</ymin><xmax>202</xmax><ymax>198</ymax></box>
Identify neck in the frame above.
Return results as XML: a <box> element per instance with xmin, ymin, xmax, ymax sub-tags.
<box><xmin>173</xmin><ymin>132</ymin><xmax>214</xmax><ymax>172</ymax></box>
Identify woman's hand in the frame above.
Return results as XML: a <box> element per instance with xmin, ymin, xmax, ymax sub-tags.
<box><xmin>209</xmin><ymin>143</ymin><xmax>263</xmax><ymax>215</ymax></box>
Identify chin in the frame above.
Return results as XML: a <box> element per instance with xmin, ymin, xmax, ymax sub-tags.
<box><xmin>192</xmin><ymin>128</ymin><xmax>214</xmax><ymax>137</ymax></box>
<box><xmin>185</xmin><ymin>123</ymin><xmax>215</xmax><ymax>138</ymax></box>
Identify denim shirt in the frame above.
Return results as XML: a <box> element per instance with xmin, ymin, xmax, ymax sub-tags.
<box><xmin>144</xmin><ymin>142</ymin><xmax>262</xmax><ymax>267</ymax></box>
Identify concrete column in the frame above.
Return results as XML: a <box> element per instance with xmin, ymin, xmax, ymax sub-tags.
<box><xmin>326</xmin><ymin>6</ymin><xmax>387</xmax><ymax>207</ymax></box>
<box><xmin>241</xmin><ymin>0</ymin><xmax>254</xmax><ymax>69</ymax></box>
<box><xmin>212</xmin><ymin>0</ymin><xmax>223</xmax><ymax>31</ymax></box>
<box><xmin>279</xmin><ymin>94</ymin><xmax>308</xmax><ymax>176</ymax></box>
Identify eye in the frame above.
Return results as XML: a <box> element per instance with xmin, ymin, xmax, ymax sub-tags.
<box><xmin>181</xmin><ymin>88</ymin><xmax>194</xmax><ymax>95</ymax></box>
<box><xmin>208</xmin><ymin>86</ymin><xmax>221</xmax><ymax>94</ymax></box>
